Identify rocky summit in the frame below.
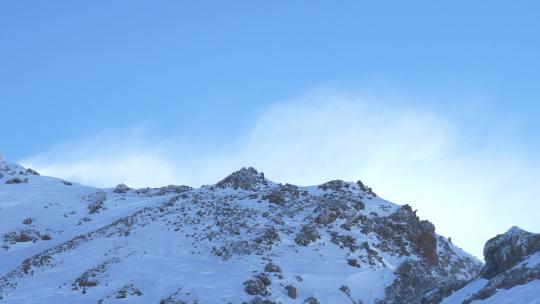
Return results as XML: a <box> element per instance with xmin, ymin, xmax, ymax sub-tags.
<box><xmin>0</xmin><ymin>161</ymin><xmax>538</xmax><ymax>303</ymax></box>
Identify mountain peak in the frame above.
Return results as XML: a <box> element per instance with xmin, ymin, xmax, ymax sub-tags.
<box><xmin>482</xmin><ymin>226</ymin><xmax>540</xmax><ymax>279</ymax></box>
<box><xmin>215</xmin><ymin>167</ymin><xmax>270</xmax><ymax>191</ymax></box>
<box><xmin>506</xmin><ymin>226</ymin><xmax>527</xmax><ymax>235</ymax></box>
<box><xmin>0</xmin><ymin>160</ymin><xmax>29</xmax><ymax>175</ymax></box>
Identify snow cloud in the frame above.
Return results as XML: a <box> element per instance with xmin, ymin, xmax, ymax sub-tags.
<box><xmin>21</xmin><ymin>89</ymin><xmax>540</xmax><ymax>259</ymax></box>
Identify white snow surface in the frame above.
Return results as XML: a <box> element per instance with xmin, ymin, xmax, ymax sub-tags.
<box><xmin>0</xmin><ymin>162</ymin><xmax>483</xmax><ymax>303</ymax></box>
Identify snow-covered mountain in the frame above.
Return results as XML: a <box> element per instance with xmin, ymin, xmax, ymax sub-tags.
<box><xmin>442</xmin><ymin>227</ymin><xmax>540</xmax><ymax>304</ymax></box>
<box><xmin>0</xmin><ymin>160</ymin><xmax>537</xmax><ymax>303</ymax></box>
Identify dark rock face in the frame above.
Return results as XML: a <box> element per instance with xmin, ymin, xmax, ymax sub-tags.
<box><xmin>216</xmin><ymin>167</ymin><xmax>268</xmax><ymax>191</ymax></box>
<box><xmin>5</xmin><ymin>177</ymin><xmax>28</xmax><ymax>184</ymax></box>
<box><xmin>243</xmin><ymin>273</ymin><xmax>271</xmax><ymax>296</ymax></box>
<box><xmin>482</xmin><ymin>226</ymin><xmax>540</xmax><ymax>279</ymax></box>
<box><xmin>330</xmin><ymin>232</ymin><xmax>359</xmax><ymax>252</ymax></box>
<box><xmin>464</xmin><ymin>263</ymin><xmax>540</xmax><ymax>304</ymax></box>
<box><xmin>446</xmin><ymin>227</ymin><xmax>540</xmax><ymax>304</ymax></box>
<box><xmin>303</xmin><ymin>297</ymin><xmax>320</xmax><ymax>304</ymax></box>
<box><xmin>25</xmin><ymin>168</ymin><xmax>39</xmax><ymax>176</ymax></box>
<box><xmin>285</xmin><ymin>284</ymin><xmax>297</xmax><ymax>299</ymax></box>
<box><xmin>295</xmin><ymin>224</ymin><xmax>320</xmax><ymax>246</ymax></box>
<box><xmin>372</xmin><ymin>206</ymin><xmax>482</xmax><ymax>304</ymax></box>
<box><xmin>264</xmin><ymin>262</ymin><xmax>281</xmax><ymax>273</ymax></box>
<box><xmin>242</xmin><ymin>297</ymin><xmax>279</xmax><ymax>304</ymax></box>
<box><xmin>254</xmin><ymin>227</ymin><xmax>280</xmax><ymax>245</ymax></box>
<box><xmin>364</xmin><ymin>205</ymin><xmax>438</xmax><ymax>266</ymax></box>
<box><xmin>114</xmin><ymin>284</ymin><xmax>143</xmax><ymax>298</ymax></box>
<box><xmin>380</xmin><ymin>261</ymin><xmax>434</xmax><ymax>304</ymax></box>
<box><xmin>318</xmin><ymin>180</ymin><xmax>351</xmax><ymax>192</ymax></box>
<box><xmin>113</xmin><ymin>183</ymin><xmax>131</xmax><ymax>193</ymax></box>
<box><xmin>262</xmin><ymin>183</ymin><xmax>300</xmax><ymax>205</ymax></box>
<box><xmin>357</xmin><ymin>180</ymin><xmax>376</xmax><ymax>197</ymax></box>
<box><xmin>420</xmin><ymin>280</ymin><xmax>470</xmax><ymax>304</ymax></box>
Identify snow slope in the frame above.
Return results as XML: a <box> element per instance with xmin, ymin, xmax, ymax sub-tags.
<box><xmin>442</xmin><ymin>228</ymin><xmax>540</xmax><ymax>304</ymax></box>
<box><xmin>0</xmin><ymin>161</ymin><xmax>483</xmax><ymax>303</ymax></box>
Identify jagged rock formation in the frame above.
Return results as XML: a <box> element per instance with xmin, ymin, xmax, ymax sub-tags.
<box><xmin>0</xmin><ymin>162</ymin><xmax>507</xmax><ymax>304</ymax></box>
<box><xmin>482</xmin><ymin>226</ymin><xmax>540</xmax><ymax>279</ymax></box>
<box><xmin>441</xmin><ymin>227</ymin><xmax>540</xmax><ymax>304</ymax></box>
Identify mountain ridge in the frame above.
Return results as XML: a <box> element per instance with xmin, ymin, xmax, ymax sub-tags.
<box><xmin>0</xmin><ymin>161</ymin><xmax>537</xmax><ymax>303</ymax></box>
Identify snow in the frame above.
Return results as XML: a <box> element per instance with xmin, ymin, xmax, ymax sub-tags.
<box><xmin>0</xmin><ymin>163</ymin><xmax>490</xmax><ymax>303</ymax></box>
<box><xmin>441</xmin><ymin>279</ymin><xmax>488</xmax><ymax>304</ymax></box>
<box><xmin>478</xmin><ymin>280</ymin><xmax>540</xmax><ymax>304</ymax></box>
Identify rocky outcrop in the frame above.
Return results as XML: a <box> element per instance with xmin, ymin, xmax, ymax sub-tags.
<box><xmin>215</xmin><ymin>167</ymin><xmax>269</xmax><ymax>191</ymax></box>
<box><xmin>0</xmin><ymin>164</ymin><xmax>485</xmax><ymax>304</ymax></box>
<box><xmin>363</xmin><ymin>205</ymin><xmax>438</xmax><ymax>266</ymax></box>
<box><xmin>482</xmin><ymin>226</ymin><xmax>540</xmax><ymax>279</ymax></box>
<box><xmin>295</xmin><ymin>224</ymin><xmax>320</xmax><ymax>246</ymax></box>
<box><xmin>243</xmin><ymin>273</ymin><xmax>271</xmax><ymax>296</ymax></box>
<box><xmin>372</xmin><ymin>206</ymin><xmax>482</xmax><ymax>303</ymax></box>
<box><xmin>442</xmin><ymin>227</ymin><xmax>540</xmax><ymax>304</ymax></box>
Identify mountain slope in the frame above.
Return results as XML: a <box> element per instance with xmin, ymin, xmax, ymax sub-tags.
<box><xmin>1</xmin><ymin>161</ymin><xmax>482</xmax><ymax>303</ymax></box>
<box><xmin>442</xmin><ymin>227</ymin><xmax>540</xmax><ymax>304</ymax></box>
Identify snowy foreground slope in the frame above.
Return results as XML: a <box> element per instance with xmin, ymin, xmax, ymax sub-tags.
<box><xmin>0</xmin><ymin>160</ymin><xmax>536</xmax><ymax>303</ymax></box>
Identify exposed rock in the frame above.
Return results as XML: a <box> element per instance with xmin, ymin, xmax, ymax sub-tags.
<box><xmin>25</xmin><ymin>168</ymin><xmax>39</xmax><ymax>176</ymax></box>
<box><xmin>364</xmin><ymin>205</ymin><xmax>438</xmax><ymax>266</ymax></box>
<box><xmin>262</xmin><ymin>183</ymin><xmax>300</xmax><ymax>205</ymax></box>
<box><xmin>72</xmin><ymin>258</ymin><xmax>119</xmax><ymax>294</ymax></box>
<box><xmin>216</xmin><ymin>167</ymin><xmax>268</xmax><ymax>191</ymax></box>
<box><xmin>243</xmin><ymin>273</ymin><xmax>271</xmax><ymax>296</ymax></box>
<box><xmin>482</xmin><ymin>226</ymin><xmax>540</xmax><ymax>279</ymax></box>
<box><xmin>318</xmin><ymin>180</ymin><xmax>350</xmax><ymax>191</ymax></box>
<box><xmin>255</xmin><ymin>227</ymin><xmax>280</xmax><ymax>245</ymax></box>
<box><xmin>347</xmin><ymin>258</ymin><xmax>360</xmax><ymax>268</ymax></box>
<box><xmin>115</xmin><ymin>284</ymin><xmax>143</xmax><ymax>298</ymax></box>
<box><xmin>264</xmin><ymin>262</ymin><xmax>281</xmax><ymax>273</ymax></box>
<box><xmin>285</xmin><ymin>284</ymin><xmax>297</xmax><ymax>299</ymax></box>
<box><xmin>5</xmin><ymin>178</ymin><xmax>28</xmax><ymax>184</ymax></box>
<box><xmin>331</xmin><ymin>232</ymin><xmax>359</xmax><ymax>252</ymax></box>
<box><xmin>295</xmin><ymin>224</ymin><xmax>320</xmax><ymax>246</ymax></box>
<box><xmin>339</xmin><ymin>285</ymin><xmax>351</xmax><ymax>297</ymax></box>
<box><xmin>0</xmin><ymin>165</ymin><xmax>487</xmax><ymax>304</ymax></box>
<box><xmin>3</xmin><ymin>229</ymin><xmax>50</xmax><ymax>246</ymax></box>
<box><xmin>242</xmin><ymin>297</ymin><xmax>279</xmax><ymax>304</ymax></box>
<box><xmin>314</xmin><ymin>200</ymin><xmax>349</xmax><ymax>225</ymax></box>
<box><xmin>444</xmin><ymin>227</ymin><xmax>540</xmax><ymax>304</ymax></box>
<box><xmin>84</xmin><ymin>191</ymin><xmax>107</xmax><ymax>214</ymax></box>
<box><xmin>463</xmin><ymin>262</ymin><xmax>540</xmax><ymax>304</ymax></box>
<box><xmin>357</xmin><ymin>180</ymin><xmax>376</xmax><ymax>197</ymax></box>
<box><xmin>380</xmin><ymin>260</ymin><xmax>434</xmax><ymax>304</ymax></box>
<box><xmin>113</xmin><ymin>183</ymin><xmax>131</xmax><ymax>193</ymax></box>
<box><xmin>420</xmin><ymin>280</ymin><xmax>469</xmax><ymax>304</ymax></box>
<box><xmin>159</xmin><ymin>297</ymin><xmax>188</xmax><ymax>304</ymax></box>
<box><xmin>303</xmin><ymin>297</ymin><xmax>320</xmax><ymax>304</ymax></box>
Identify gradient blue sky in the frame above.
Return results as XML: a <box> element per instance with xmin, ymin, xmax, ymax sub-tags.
<box><xmin>1</xmin><ymin>1</ymin><xmax>540</xmax><ymax>258</ymax></box>
<box><xmin>2</xmin><ymin>1</ymin><xmax>540</xmax><ymax>159</ymax></box>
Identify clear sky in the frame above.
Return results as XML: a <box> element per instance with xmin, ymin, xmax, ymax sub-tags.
<box><xmin>1</xmin><ymin>1</ymin><xmax>539</xmax><ymax>258</ymax></box>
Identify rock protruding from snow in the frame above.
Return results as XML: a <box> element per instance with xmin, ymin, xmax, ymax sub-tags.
<box><xmin>0</xmin><ymin>164</ymin><xmax>484</xmax><ymax>304</ymax></box>
<box><xmin>442</xmin><ymin>227</ymin><xmax>540</xmax><ymax>304</ymax></box>
<box><xmin>113</xmin><ymin>183</ymin><xmax>131</xmax><ymax>193</ymax></box>
<box><xmin>357</xmin><ymin>179</ymin><xmax>377</xmax><ymax>197</ymax></box>
<box><xmin>215</xmin><ymin>167</ymin><xmax>270</xmax><ymax>191</ymax></box>
<box><xmin>482</xmin><ymin>226</ymin><xmax>540</xmax><ymax>279</ymax></box>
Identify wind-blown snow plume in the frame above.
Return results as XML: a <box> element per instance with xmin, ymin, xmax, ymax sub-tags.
<box><xmin>20</xmin><ymin>90</ymin><xmax>540</xmax><ymax>258</ymax></box>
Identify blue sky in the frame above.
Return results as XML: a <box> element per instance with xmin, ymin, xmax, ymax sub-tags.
<box><xmin>2</xmin><ymin>0</ymin><xmax>540</xmax><ymax>158</ymax></box>
<box><xmin>1</xmin><ymin>1</ymin><xmax>540</xmax><ymax>258</ymax></box>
